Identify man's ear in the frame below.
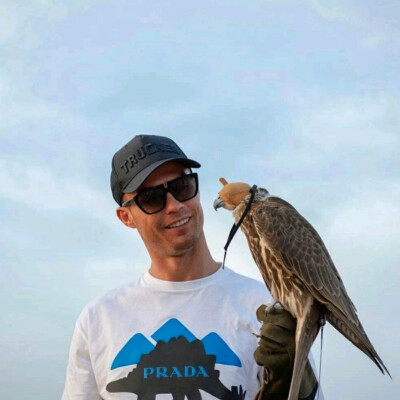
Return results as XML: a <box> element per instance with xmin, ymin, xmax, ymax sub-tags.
<box><xmin>116</xmin><ymin>207</ymin><xmax>137</xmax><ymax>229</ymax></box>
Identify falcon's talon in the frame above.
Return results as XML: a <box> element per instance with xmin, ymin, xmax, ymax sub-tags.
<box><xmin>265</xmin><ymin>301</ymin><xmax>283</xmax><ymax>315</ymax></box>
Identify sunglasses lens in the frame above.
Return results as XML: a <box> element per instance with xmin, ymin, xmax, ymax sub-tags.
<box><xmin>136</xmin><ymin>187</ymin><xmax>165</xmax><ymax>214</ymax></box>
<box><xmin>135</xmin><ymin>173</ymin><xmax>198</xmax><ymax>214</ymax></box>
<box><xmin>170</xmin><ymin>174</ymin><xmax>198</xmax><ymax>201</ymax></box>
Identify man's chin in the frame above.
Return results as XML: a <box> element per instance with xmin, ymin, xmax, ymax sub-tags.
<box><xmin>168</xmin><ymin>235</ymin><xmax>201</xmax><ymax>257</ymax></box>
<box><xmin>169</xmin><ymin>243</ymin><xmax>196</xmax><ymax>257</ymax></box>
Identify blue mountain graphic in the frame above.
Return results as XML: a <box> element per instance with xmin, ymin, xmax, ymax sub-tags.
<box><xmin>201</xmin><ymin>332</ymin><xmax>242</xmax><ymax>367</ymax></box>
<box><xmin>110</xmin><ymin>319</ymin><xmax>242</xmax><ymax>370</ymax></box>
<box><xmin>151</xmin><ymin>318</ymin><xmax>197</xmax><ymax>343</ymax></box>
<box><xmin>111</xmin><ymin>333</ymin><xmax>154</xmax><ymax>370</ymax></box>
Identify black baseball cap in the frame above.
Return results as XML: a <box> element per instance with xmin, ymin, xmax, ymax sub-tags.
<box><xmin>111</xmin><ymin>135</ymin><xmax>201</xmax><ymax>205</ymax></box>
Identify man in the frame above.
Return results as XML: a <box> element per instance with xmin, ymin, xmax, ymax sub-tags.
<box><xmin>62</xmin><ymin>135</ymin><xmax>318</xmax><ymax>400</ymax></box>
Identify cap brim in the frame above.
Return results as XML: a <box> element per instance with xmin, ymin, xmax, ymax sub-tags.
<box><xmin>122</xmin><ymin>157</ymin><xmax>201</xmax><ymax>194</ymax></box>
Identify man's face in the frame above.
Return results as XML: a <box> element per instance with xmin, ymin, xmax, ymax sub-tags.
<box><xmin>118</xmin><ymin>162</ymin><xmax>204</xmax><ymax>258</ymax></box>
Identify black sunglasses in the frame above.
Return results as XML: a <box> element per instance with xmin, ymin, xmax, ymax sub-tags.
<box><xmin>122</xmin><ymin>173</ymin><xmax>199</xmax><ymax>215</ymax></box>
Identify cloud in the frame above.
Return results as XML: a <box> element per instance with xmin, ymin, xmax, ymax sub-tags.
<box><xmin>307</xmin><ymin>0</ymin><xmax>400</xmax><ymax>52</ymax></box>
<box><xmin>296</xmin><ymin>94</ymin><xmax>400</xmax><ymax>151</ymax></box>
<box><xmin>95</xmin><ymin>74</ymin><xmax>197</xmax><ymax>112</ymax></box>
<box><xmin>322</xmin><ymin>180</ymin><xmax>400</xmax><ymax>266</ymax></box>
<box><xmin>307</xmin><ymin>0</ymin><xmax>366</xmax><ymax>27</ymax></box>
<box><xmin>0</xmin><ymin>4</ymin><xmax>19</xmax><ymax>45</ymax></box>
<box><xmin>0</xmin><ymin>1</ymin><xmax>65</xmax><ymax>50</ymax></box>
<box><xmin>243</xmin><ymin>93</ymin><xmax>400</xmax><ymax>188</ymax></box>
<box><xmin>81</xmin><ymin>255</ymin><xmax>150</xmax><ymax>290</ymax></box>
<box><xmin>0</xmin><ymin>97</ymin><xmax>63</xmax><ymax>135</ymax></box>
<box><xmin>0</xmin><ymin>157</ymin><xmax>115</xmax><ymax>227</ymax></box>
<box><xmin>360</xmin><ymin>32</ymin><xmax>387</xmax><ymax>49</ymax></box>
<box><xmin>0</xmin><ymin>1</ymin><xmax>100</xmax><ymax>50</ymax></box>
<box><xmin>0</xmin><ymin>65</ymin><xmax>94</xmax><ymax>146</ymax></box>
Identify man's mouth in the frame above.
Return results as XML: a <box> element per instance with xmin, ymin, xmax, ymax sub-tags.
<box><xmin>166</xmin><ymin>217</ymin><xmax>190</xmax><ymax>229</ymax></box>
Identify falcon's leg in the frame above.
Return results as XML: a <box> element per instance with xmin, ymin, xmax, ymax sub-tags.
<box><xmin>287</xmin><ymin>302</ymin><xmax>321</xmax><ymax>400</ymax></box>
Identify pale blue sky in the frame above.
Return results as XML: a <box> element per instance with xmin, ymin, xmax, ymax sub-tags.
<box><xmin>1</xmin><ymin>1</ymin><xmax>399</xmax><ymax>399</ymax></box>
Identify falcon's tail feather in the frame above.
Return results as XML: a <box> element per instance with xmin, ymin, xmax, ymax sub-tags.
<box><xmin>288</xmin><ymin>303</ymin><xmax>321</xmax><ymax>400</ymax></box>
<box><xmin>326</xmin><ymin>311</ymin><xmax>391</xmax><ymax>377</ymax></box>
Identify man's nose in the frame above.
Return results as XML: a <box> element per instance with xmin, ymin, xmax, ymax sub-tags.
<box><xmin>164</xmin><ymin>192</ymin><xmax>184</xmax><ymax>213</ymax></box>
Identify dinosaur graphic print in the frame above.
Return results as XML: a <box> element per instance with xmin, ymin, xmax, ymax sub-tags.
<box><xmin>106</xmin><ymin>319</ymin><xmax>246</xmax><ymax>400</ymax></box>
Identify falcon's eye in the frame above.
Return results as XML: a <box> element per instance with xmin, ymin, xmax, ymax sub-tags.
<box><xmin>259</xmin><ymin>187</ymin><xmax>269</xmax><ymax>196</ymax></box>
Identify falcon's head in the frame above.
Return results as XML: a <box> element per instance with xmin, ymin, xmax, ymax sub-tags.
<box><xmin>213</xmin><ymin>177</ymin><xmax>256</xmax><ymax>211</ymax></box>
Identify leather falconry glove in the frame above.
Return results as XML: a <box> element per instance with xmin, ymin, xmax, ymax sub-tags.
<box><xmin>253</xmin><ymin>304</ymin><xmax>318</xmax><ymax>400</ymax></box>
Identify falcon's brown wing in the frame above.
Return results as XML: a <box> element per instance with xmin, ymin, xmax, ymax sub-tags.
<box><xmin>251</xmin><ymin>197</ymin><xmax>355</xmax><ymax>318</ymax></box>
<box><xmin>249</xmin><ymin>195</ymin><xmax>390</xmax><ymax>375</ymax></box>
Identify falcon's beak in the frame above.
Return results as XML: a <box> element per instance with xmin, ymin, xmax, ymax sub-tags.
<box><xmin>213</xmin><ymin>197</ymin><xmax>225</xmax><ymax>211</ymax></box>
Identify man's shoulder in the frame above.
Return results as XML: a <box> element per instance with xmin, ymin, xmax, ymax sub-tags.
<box><xmin>223</xmin><ymin>267</ymin><xmax>271</xmax><ymax>297</ymax></box>
<box><xmin>81</xmin><ymin>276</ymin><xmax>143</xmax><ymax>315</ymax></box>
<box><xmin>217</xmin><ymin>267</ymin><xmax>273</xmax><ymax>312</ymax></box>
<box><xmin>224</xmin><ymin>267</ymin><xmax>264</xmax><ymax>287</ymax></box>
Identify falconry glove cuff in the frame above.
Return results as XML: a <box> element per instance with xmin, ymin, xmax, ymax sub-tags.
<box><xmin>253</xmin><ymin>304</ymin><xmax>317</xmax><ymax>400</ymax></box>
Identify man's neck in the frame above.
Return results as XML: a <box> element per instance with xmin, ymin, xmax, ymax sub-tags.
<box><xmin>148</xmin><ymin>236</ymin><xmax>220</xmax><ymax>282</ymax></box>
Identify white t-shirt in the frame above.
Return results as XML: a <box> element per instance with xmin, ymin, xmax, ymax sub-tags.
<box><xmin>62</xmin><ymin>266</ymin><xmax>273</xmax><ymax>400</ymax></box>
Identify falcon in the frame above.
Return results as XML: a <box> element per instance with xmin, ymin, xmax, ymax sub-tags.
<box><xmin>213</xmin><ymin>178</ymin><xmax>390</xmax><ymax>400</ymax></box>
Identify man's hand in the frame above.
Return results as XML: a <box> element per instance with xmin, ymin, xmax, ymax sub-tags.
<box><xmin>253</xmin><ymin>304</ymin><xmax>318</xmax><ymax>400</ymax></box>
